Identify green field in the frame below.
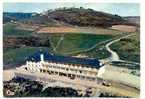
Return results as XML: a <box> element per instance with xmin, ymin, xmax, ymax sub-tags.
<box><xmin>3</xmin><ymin>33</ymin><xmax>115</xmax><ymax>67</ymax></box>
<box><xmin>3</xmin><ymin>23</ymin><xmax>119</xmax><ymax>68</ymax></box>
<box><xmin>3</xmin><ymin>23</ymin><xmax>33</xmax><ymax>37</ymax></box>
<box><xmin>49</xmin><ymin>33</ymin><xmax>114</xmax><ymax>55</ymax></box>
<box><xmin>79</xmin><ymin>45</ymin><xmax>111</xmax><ymax>59</ymax></box>
<box><xmin>110</xmin><ymin>33</ymin><xmax>140</xmax><ymax>63</ymax></box>
<box><xmin>3</xmin><ymin>47</ymin><xmax>52</xmax><ymax>68</ymax></box>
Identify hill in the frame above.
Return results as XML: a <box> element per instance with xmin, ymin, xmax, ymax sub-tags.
<box><xmin>3</xmin><ymin>12</ymin><xmax>34</xmax><ymax>20</ymax></box>
<box><xmin>3</xmin><ymin>7</ymin><xmax>137</xmax><ymax>27</ymax></box>
<box><xmin>124</xmin><ymin>16</ymin><xmax>140</xmax><ymax>26</ymax></box>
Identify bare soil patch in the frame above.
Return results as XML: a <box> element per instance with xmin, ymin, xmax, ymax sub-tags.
<box><xmin>37</xmin><ymin>26</ymin><xmax>121</xmax><ymax>35</ymax></box>
<box><xmin>101</xmin><ymin>65</ymin><xmax>140</xmax><ymax>89</ymax></box>
<box><xmin>37</xmin><ymin>26</ymin><xmax>76</xmax><ymax>33</ymax></box>
<box><xmin>16</xmin><ymin>23</ymin><xmax>39</xmax><ymax>31</ymax></box>
<box><xmin>111</xmin><ymin>25</ymin><xmax>137</xmax><ymax>32</ymax></box>
<box><xmin>3</xmin><ymin>69</ymin><xmax>15</xmax><ymax>81</ymax></box>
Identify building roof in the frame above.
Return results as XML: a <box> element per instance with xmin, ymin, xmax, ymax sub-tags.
<box><xmin>27</xmin><ymin>51</ymin><xmax>102</xmax><ymax>69</ymax></box>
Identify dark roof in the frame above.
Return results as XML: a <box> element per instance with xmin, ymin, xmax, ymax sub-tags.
<box><xmin>27</xmin><ymin>51</ymin><xmax>102</xmax><ymax>69</ymax></box>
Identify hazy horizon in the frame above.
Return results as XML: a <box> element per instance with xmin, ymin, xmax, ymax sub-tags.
<box><xmin>4</xmin><ymin>3</ymin><xmax>140</xmax><ymax>17</ymax></box>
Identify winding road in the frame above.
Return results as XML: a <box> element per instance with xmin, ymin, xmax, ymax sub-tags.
<box><xmin>105</xmin><ymin>33</ymin><xmax>140</xmax><ymax>65</ymax></box>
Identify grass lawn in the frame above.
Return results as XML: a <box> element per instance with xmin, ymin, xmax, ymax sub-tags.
<box><xmin>49</xmin><ymin>33</ymin><xmax>114</xmax><ymax>56</ymax></box>
<box><xmin>3</xmin><ymin>23</ymin><xmax>33</xmax><ymax>37</ymax></box>
<box><xmin>81</xmin><ymin>45</ymin><xmax>111</xmax><ymax>59</ymax></box>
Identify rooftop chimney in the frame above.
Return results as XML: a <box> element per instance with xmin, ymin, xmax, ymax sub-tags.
<box><xmin>40</xmin><ymin>54</ymin><xmax>44</xmax><ymax>62</ymax></box>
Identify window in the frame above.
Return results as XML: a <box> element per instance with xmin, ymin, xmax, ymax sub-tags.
<box><xmin>53</xmin><ymin>66</ymin><xmax>56</xmax><ymax>68</ymax></box>
<box><xmin>49</xmin><ymin>66</ymin><xmax>52</xmax><ymax>68</ymax></box>
<box><xmin>40</xmin><ymin>69</ymin><xmax>43</xmax><ymax>72</ymax></box>
<box><xmin>86</xmin><ymin>77</ymin><xmax>96</xmax><ymax>81</ymax></box>
<box><xmin>70</xmin><ymin>68</ymin><xmax>75</xmax><ymax>71</ymax></box>
<box><xmin>70</xmin><ymin>68</ymin><xmax>73</xmax><ymax>71</ymax></box>
<box><xmin>54</xmin><ymin>72</ymin><xmax>58</xmax><ymax>74</ymax></box>
<box><xmin>43</xmin><ymin>69</ymin><xmax>46</xmax><ymax>73</ymax></box>
<box><xmin>60</xmin><ymin>67</ymin><xmax>65</xmax><ymax>70</ymax></box>
<box><xmin>25</xmin><ymin>67</ymin><xmax>27</xmax><ymax>70</ymax></box>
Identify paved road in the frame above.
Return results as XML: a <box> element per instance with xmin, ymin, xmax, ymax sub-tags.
<box><xmin>105</xmin><ymin>34</ymin><xmax>137</xmax><ymax>63</ymax></box>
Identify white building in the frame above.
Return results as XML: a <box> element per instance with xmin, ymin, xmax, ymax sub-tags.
<box><xmin>15</xmin><ymin>51</ymin><xmax>105</xmax><ymax>83</ymax></box>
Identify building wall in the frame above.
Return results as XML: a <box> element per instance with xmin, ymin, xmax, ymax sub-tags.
<box><xmin>97</xmin><ymin>66</ymin><xmax>106</xmax><ymax>77</ymax></box>
<box><xmin>25</xmin><ymin>61</ymin><xmax>99</xmax><ymax>81</ymax></box>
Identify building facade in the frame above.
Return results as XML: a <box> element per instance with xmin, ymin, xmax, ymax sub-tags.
<box><xmin>15</xmin><ymin>51</ymin><xmax>105</xmax><ymax>82</ymax></box>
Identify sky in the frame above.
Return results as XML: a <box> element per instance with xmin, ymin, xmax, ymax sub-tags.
<box><xmin>3</xmin><ymin>3</ymin><xmax>140</xmax><ymax>16</ymax></box>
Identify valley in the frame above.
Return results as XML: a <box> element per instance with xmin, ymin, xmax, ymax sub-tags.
<box><xmin>3</xmin><ymin>7</ymin><xmax>140</xmax><ymax>98</ymax></box>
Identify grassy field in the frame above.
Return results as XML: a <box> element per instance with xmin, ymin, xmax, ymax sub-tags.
<box><xmin>3</xmin><ymin>33</ymin><xmax>114</xmax><ymax>68</ymax></box>
<box><xmin>49</xmin><ymin>33</ymin><xmax>114</xmax><ymax>56</ymax></box>
<box><xmin>110</xmin><ymin>33</ymin><xmax>140</xmax><ymax>63</ymax></box>
<box><xmin>3</xmin><ymin>22</ymin><xmax>120</xmax><ymax>68</ymax></box>
<box><xmin>3</xmin><ymin>23</ymin><xmax>33</xmax><ymax>37</ymax></box>
<box><xmin>79</xmin><ymin>45</ymin><xmax>111</xmax><ymax>59</ymax></box>
<box><xmin>3</xmin><ymin>47</ymin><xmax>52</xmax><ymax>68</ymax></box>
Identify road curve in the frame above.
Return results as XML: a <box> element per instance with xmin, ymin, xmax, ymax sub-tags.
<box><xmin>105</xmin><ymin>34</ymin><xmax>135</xmax><ymax>62</ymax></box>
